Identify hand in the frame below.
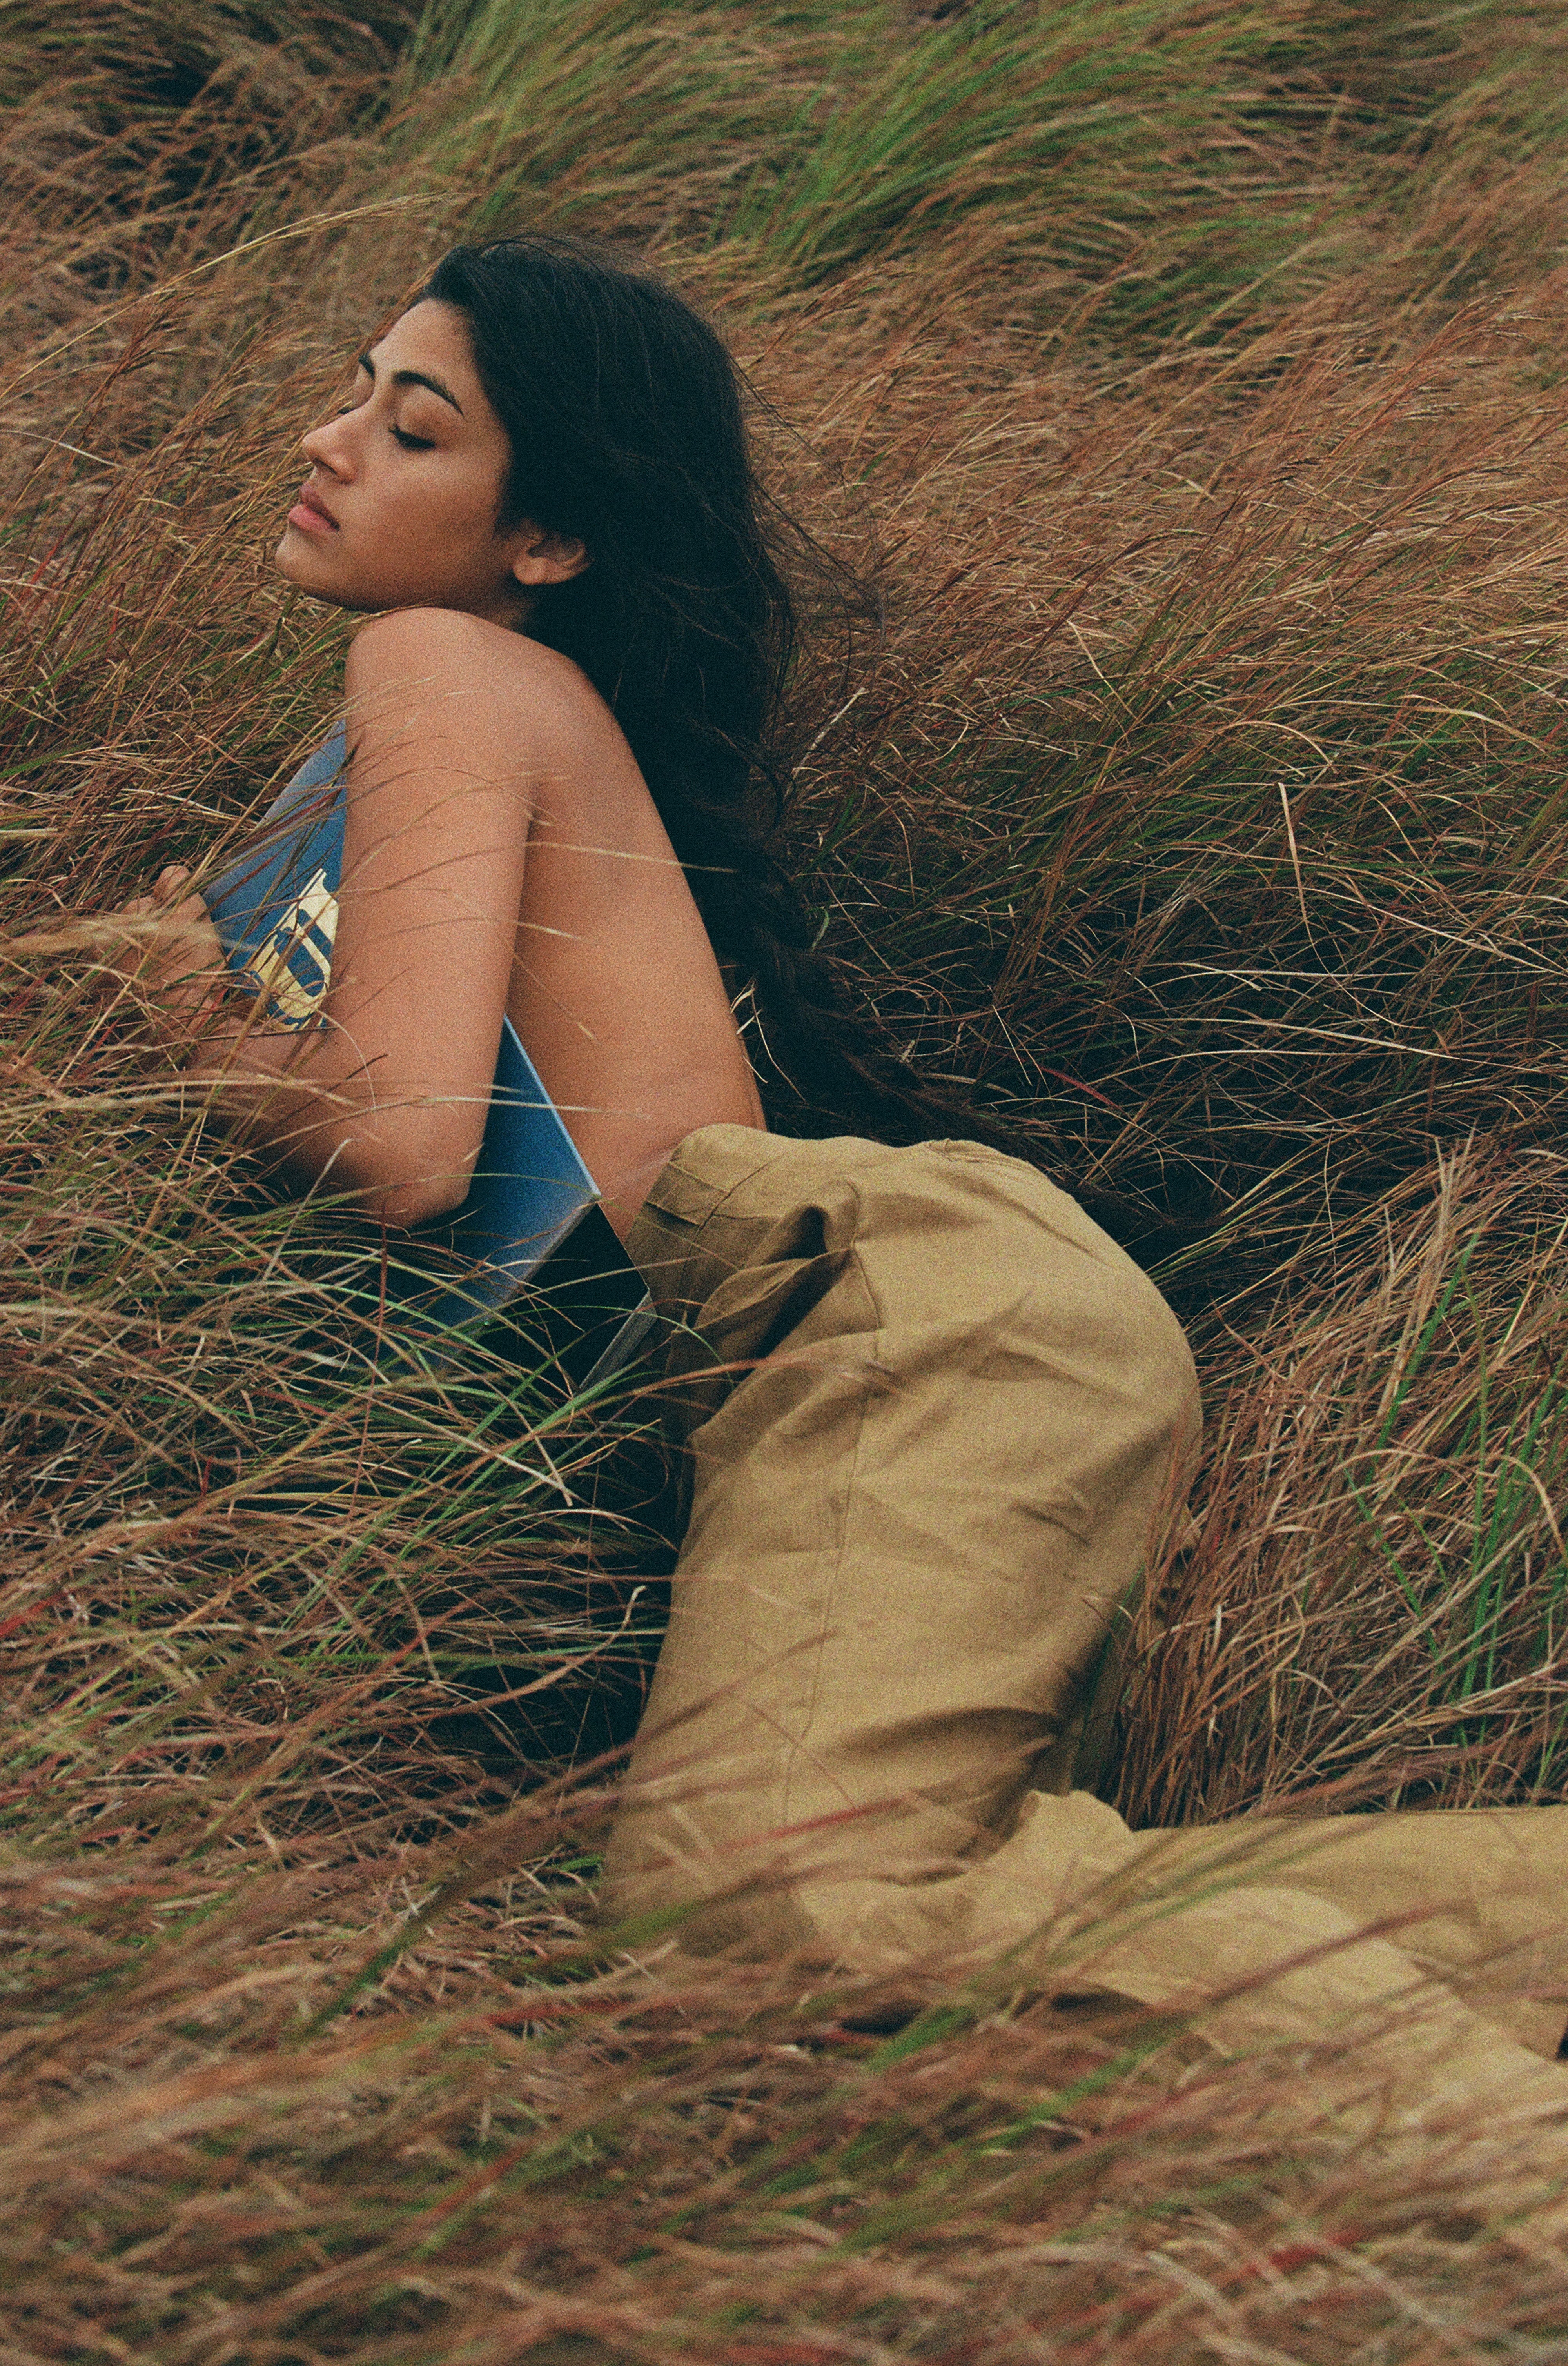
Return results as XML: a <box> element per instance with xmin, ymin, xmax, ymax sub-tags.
<box><xmin>113</xmin><ymin>865</ymin><xmax>229</xmax><ymax>1049</ymax></box>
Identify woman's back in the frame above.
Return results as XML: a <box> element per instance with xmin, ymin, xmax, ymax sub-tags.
<box><xmin>498</xmin><ymin>624</ymin><xmax>766</xmax><ymax>1231</ymax></box>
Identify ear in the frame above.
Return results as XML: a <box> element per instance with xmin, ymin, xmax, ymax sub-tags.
<box><xmin>506</xmin><ymin>519</ymin><xmax>590</xmax><ymax>589</ymax></box>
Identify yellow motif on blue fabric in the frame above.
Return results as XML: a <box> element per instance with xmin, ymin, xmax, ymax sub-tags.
<box><xmin>249</xmin><ymin>866</ymin><xmax>338</xmax><ymax>1025</ymax></box>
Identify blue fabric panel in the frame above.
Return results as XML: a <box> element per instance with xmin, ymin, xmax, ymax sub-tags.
<box><xmin>204</xmin><ymin>727</ymin><xmax>348</xmax><ymax>1029</ymax></box>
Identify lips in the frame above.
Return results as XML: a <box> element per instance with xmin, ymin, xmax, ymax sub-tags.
<box><xmin>287</xmin><ymin>483</ymin><xmax>339</xmax><ymax>533</ymax></box>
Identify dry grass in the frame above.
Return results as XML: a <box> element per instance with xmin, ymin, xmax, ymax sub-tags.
<box><xmin>1117</xmin><ymin>1143</ymin><xmax>1568</xmax><ymax>1825</ymax></box>
<box><xmin>758</xmin><ymin>276</ymin><xmax>1568</xmax><ymax>1279</ymax></box>
<box><xmin>9</xmin><ymin>1843</ymin><xmax>1568</xmax><ymax>2365</ymax></box>
<box><xmin>5</xmin><ymin>2</ymin><xmax>1568</xmax><ymax>2357</ymax></box>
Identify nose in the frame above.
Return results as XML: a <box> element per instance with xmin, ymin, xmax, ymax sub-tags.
<box><xmin>300</xmin><ymin>413</ymin><xmax>354</xmax><ymax>477</ymax></box>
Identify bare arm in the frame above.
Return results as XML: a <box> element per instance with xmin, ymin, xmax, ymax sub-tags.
<box><xmin>143</xmin><ymin>609</ymin><xmax>548</xmax><ymax>1227</ymax></box>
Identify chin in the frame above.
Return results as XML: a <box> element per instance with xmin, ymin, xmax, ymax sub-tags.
<box><xmin>274</xmin><ymin>534</ymin><xmax>368</xmax><ymax>611</ymax></box>
<box><xmin>273</xmin><ymin>527</ymin><xmax>317</xmax><ymax>586</ymax></box>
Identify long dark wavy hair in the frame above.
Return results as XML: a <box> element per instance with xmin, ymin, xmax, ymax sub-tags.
<box><xmin>420</xmin><ymin>234</ymin><xmax>1102</xmax><ymax>1194</ymax></box>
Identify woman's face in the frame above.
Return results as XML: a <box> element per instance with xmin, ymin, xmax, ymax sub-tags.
<box><xmin>275</xmin><ymin>299</ymin><xmax>581</xmax><ymax>624</ymax></box>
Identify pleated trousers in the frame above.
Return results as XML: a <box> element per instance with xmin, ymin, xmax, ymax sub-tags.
<box><xmin>603</xmin><ymin>1125</ymin><xmax>1568</xmax><ymax>2124</ymax></box>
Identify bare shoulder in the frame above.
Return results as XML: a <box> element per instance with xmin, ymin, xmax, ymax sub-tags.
<box><xmin>345</xmin><ymin>607</ymin><xmax>610</xmax><ymax>747</ymax></box>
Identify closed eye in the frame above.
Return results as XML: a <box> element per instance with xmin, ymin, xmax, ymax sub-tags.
<box><xmin>392</xmin><ymin>427</ymin><xmax>436</xmax><ymax>451</ymax></box>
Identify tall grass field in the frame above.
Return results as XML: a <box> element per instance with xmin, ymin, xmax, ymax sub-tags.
<box><xmin>5</xmin><ymin>2</ymin><xmax>1568</xmax><ymax>2356</ymax></box>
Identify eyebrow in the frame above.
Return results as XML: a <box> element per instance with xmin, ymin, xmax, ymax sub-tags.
<box><xmin>358</xmin><ymin>349</ymin><xmax>465</xmax><ymax>416</ymax></box>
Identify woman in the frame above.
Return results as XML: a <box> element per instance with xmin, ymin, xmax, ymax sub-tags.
<box><xmin>122</xmin><ymin>240</ymin><xmax>1568</xmax><ymax>2120</ymax></box>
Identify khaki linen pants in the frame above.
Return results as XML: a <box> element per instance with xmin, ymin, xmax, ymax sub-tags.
<box><xmin>604</xmin><ymin>1126</ymin><xmax>1568</xmax><ymax>2124</ymax></box>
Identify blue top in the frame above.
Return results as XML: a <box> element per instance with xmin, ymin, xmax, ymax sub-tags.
<box><xmin>201</xmin><ymin>725</ymin><xmax>608</xmax><ymax>1328</ymax></box>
